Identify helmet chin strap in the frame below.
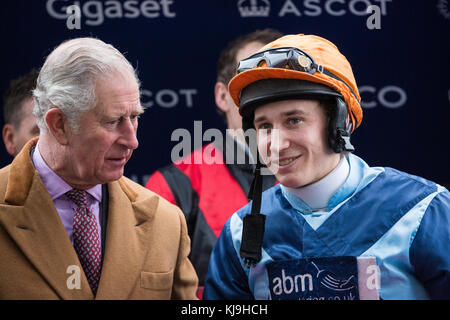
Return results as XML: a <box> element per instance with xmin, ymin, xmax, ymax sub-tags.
<box><xmin>240</xmin><ymin>159</ymin><xmax>266</xmax><ymax>267</ymax></box>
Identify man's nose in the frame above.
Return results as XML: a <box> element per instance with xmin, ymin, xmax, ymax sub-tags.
<box><xmin>269</xmin><ymin>128</ymin><xmax>290</xmax><ymax>156</ymax></box>
<box><xmin>119</xmin><ymin>118</ymin><xmax>139</xmax><ymax>150</ymax></box>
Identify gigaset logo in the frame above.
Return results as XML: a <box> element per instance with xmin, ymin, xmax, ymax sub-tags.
<box><xmin>47</xmin><ymin>0</ymin><xmax>176</xmax><ymax>26</ymax></box>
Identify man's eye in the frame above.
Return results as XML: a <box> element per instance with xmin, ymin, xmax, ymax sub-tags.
<box><xmin>257</xmin><ymin>123</ymin><xmax>272</xmax><ymax>130</ymax></box>
<box><xmin>106</xmin><ymin>118</ymin><xmax>121</xmax><ymax>127</ymax></box>
<box><xmin>287</xmin><ymin>118</ymin><xmax>301</xmax><ymax>125</ymax></box>
<box><xmin>130</xmin><ymin>114</ymin><xmax>140</xmax><ymax>121</ymax></box>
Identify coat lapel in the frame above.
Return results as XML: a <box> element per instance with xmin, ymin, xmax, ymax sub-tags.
<box><xmin>0</xmin><ymin>139</ymin><xmax>93</xmax><ymax>299</ymax></box>
<box><xmin>95</xmin><ymin>178</ymin><xmax>159</xmax><ymax>299</ymax></box>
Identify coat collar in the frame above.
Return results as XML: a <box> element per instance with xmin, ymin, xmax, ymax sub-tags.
<box><xmin>0</xmin><ymin>138</ymin><xmax>158</xmax><ymax>299</ymax></box>
<box><xmin>4</xmin><ymin>137</ymin><xmax>38</xmax><ymax>206</ymax></box>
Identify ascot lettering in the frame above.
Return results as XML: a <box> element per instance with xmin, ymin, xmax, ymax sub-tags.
<box><xmin>140</xmin><ymin>89</ymin><xmax>197</xmax><ymax>109</ymax></box>
<box><xmin>47</xmin><ymin>0</ymin><xmax>176</xmax><ymax>26</ymax></box>
<box><xmin>359</xmin><ymin>85</ymin><xmax>407</xmax><ymax>109</ymax></box>
<box><xmin>278</xmin><ymin>0</ymin><xmax>391</xmax><ymax>17</ymax></box>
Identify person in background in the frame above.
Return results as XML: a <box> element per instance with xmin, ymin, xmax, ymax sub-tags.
<box><xmin>146</xmin><ymin>29</ymin><xmax>281</xmax><ymax>297</ymax></box>
<box><xmin>204</xmin><ymin>33</ymin><xmax>450</xmax><ymax>300</ymax></box>
<box><xmin>2</xmin><ymin>69</ymin><xmax>40</xmax><ymax>157</ymax></box>
<box><xmin>0</xmin><ymin>37</ymin><xmax>198</xmax><ymax>299</ymax></box>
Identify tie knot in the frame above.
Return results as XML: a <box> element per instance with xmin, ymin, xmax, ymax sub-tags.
<box><xmin>66</xmin><ymin>189</ymin><xmax>89</xmax><ymax>208</ymax></box>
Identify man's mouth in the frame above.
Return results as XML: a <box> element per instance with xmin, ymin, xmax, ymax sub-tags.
<box><xmin>276</xmin><ymin>155</ymin><xmax>301</xmax><ymax>167</ymax></box>
<box><xmin>106</xmin><ymin>155</ymin><xmax>128</xmax><ymax>165</ymax></box>
<box><xmin>279</xmin><ymin>157</ymin><xmax>296</xmax><ymax>166</ymax></box>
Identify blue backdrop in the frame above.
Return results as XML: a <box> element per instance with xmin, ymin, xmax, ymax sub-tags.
<box><xmin>1</xmin><ymin>0</ymin><xmax>449</xmax><ymax>187</ymax></box>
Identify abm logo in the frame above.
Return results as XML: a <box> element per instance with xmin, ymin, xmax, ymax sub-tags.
<box><xmin>238</xmin><ymin>0</ymin><xmax>270</xmax><ymax>17</ymax></box>
<box><xmin>437</xmin><ymin>0</ymin><xmax>450</xmax><ymax>19</ymax></box>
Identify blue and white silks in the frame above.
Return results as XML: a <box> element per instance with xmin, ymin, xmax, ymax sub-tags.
<box><xmin>203</xmin><ymin>153</ymin><xmax>450</xmax><ymax>300</ymax></box>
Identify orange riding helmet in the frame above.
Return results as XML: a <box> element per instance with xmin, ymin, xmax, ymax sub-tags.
<box><xmin>229</xmin><ymin>33</ymin><xmax>362</xmax><ymax>153</ymax></box>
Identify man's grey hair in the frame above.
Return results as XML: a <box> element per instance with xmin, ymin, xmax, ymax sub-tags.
<box><xmin>33</xmin><ymin>37</ymin><xmax>140</xmax><ymax>132</ymax></box>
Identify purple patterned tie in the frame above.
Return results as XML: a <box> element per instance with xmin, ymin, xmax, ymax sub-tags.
<box><xmin>66</xmin><ymin>189</ymin><xmax>102</xmax><ymax>295</ymax></box>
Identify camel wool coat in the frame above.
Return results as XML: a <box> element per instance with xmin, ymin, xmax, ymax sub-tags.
<box><xmin>0</xmin><ymin>138</ymin><xmax>198</xmax><ymax>299</ymax></box>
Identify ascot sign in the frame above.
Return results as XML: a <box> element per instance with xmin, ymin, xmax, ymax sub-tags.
<box><xmin>47</xmin><ymin>0</ymin><xmax>176</xmax><ymax>26</ymax></box>
<box><xmin>238</xmin><ymin>0</ymin><xmax>392</xmax><ymax>17</ymax></box>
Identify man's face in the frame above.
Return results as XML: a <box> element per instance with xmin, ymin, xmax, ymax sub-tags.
<box><xmin>16</xmin><ymin>98</ymin><xmax>40</xmax><ymax>151</ymax></box>
<box><xmin>254</xmin><ymin>99</ymin><xmax>340</xmax><ymax>188</ymax></box>
<box><xmin>3</xmin><ymin>97</ymin><xmax>39</xmax><ymax>156</ymax></box>
<box><xmin>62</xmin><ymin>71</ymin><xmax>142</xmax><ymax>189</ymax></box>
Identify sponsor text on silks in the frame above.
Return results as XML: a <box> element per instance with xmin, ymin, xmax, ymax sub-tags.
<box><xmin>267</xmin><ymin>256</ymin><xmax>380</xmax><ymax>300</ymax></box>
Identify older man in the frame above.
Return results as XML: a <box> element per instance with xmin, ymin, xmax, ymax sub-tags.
<box><xmin>0</xmin><ymin>37</ymin><xmax>198</xmax><ymax>299</ymax></box>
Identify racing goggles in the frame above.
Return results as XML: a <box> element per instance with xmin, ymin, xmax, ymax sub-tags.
<box><xmin>237</xmin><ymin>47</ymin><xmax>359</xmax><ymax>101</ymax></box>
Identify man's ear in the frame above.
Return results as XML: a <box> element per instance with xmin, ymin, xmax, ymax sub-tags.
<box><xmin>2</xmin><ymin>124</ymin><xmax>17</xmax><ymax>156</ymax></box>
<box><xmin>215</xmin><ymin>82</ymin><xmax>231</xmax><ymax>113</ymax></box>
<box><xmin>45</xmin><ymin>108</ymin><xmax>70</xmax><ymax>145</ymax></box>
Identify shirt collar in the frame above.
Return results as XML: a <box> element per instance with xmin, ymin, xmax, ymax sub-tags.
<box><xmin>282</xmin><ymin>155</ymin><xmax>349</xmax><ymax>211</ymax></box>
<box><xmin>32</xmin><ymin>140</ymin><xmax>102</xmax><ymax>202</ymax></box>
<box><xmin>281</xmin><ymin>154</ymin><xmax>357</xmax><ymax>214</ymax></box>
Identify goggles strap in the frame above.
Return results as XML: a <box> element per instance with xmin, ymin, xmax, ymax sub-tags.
<box><xmin>320</xmin><ymin>68</ymin><xmax>359</xmax><ymax>103</ymax></box>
